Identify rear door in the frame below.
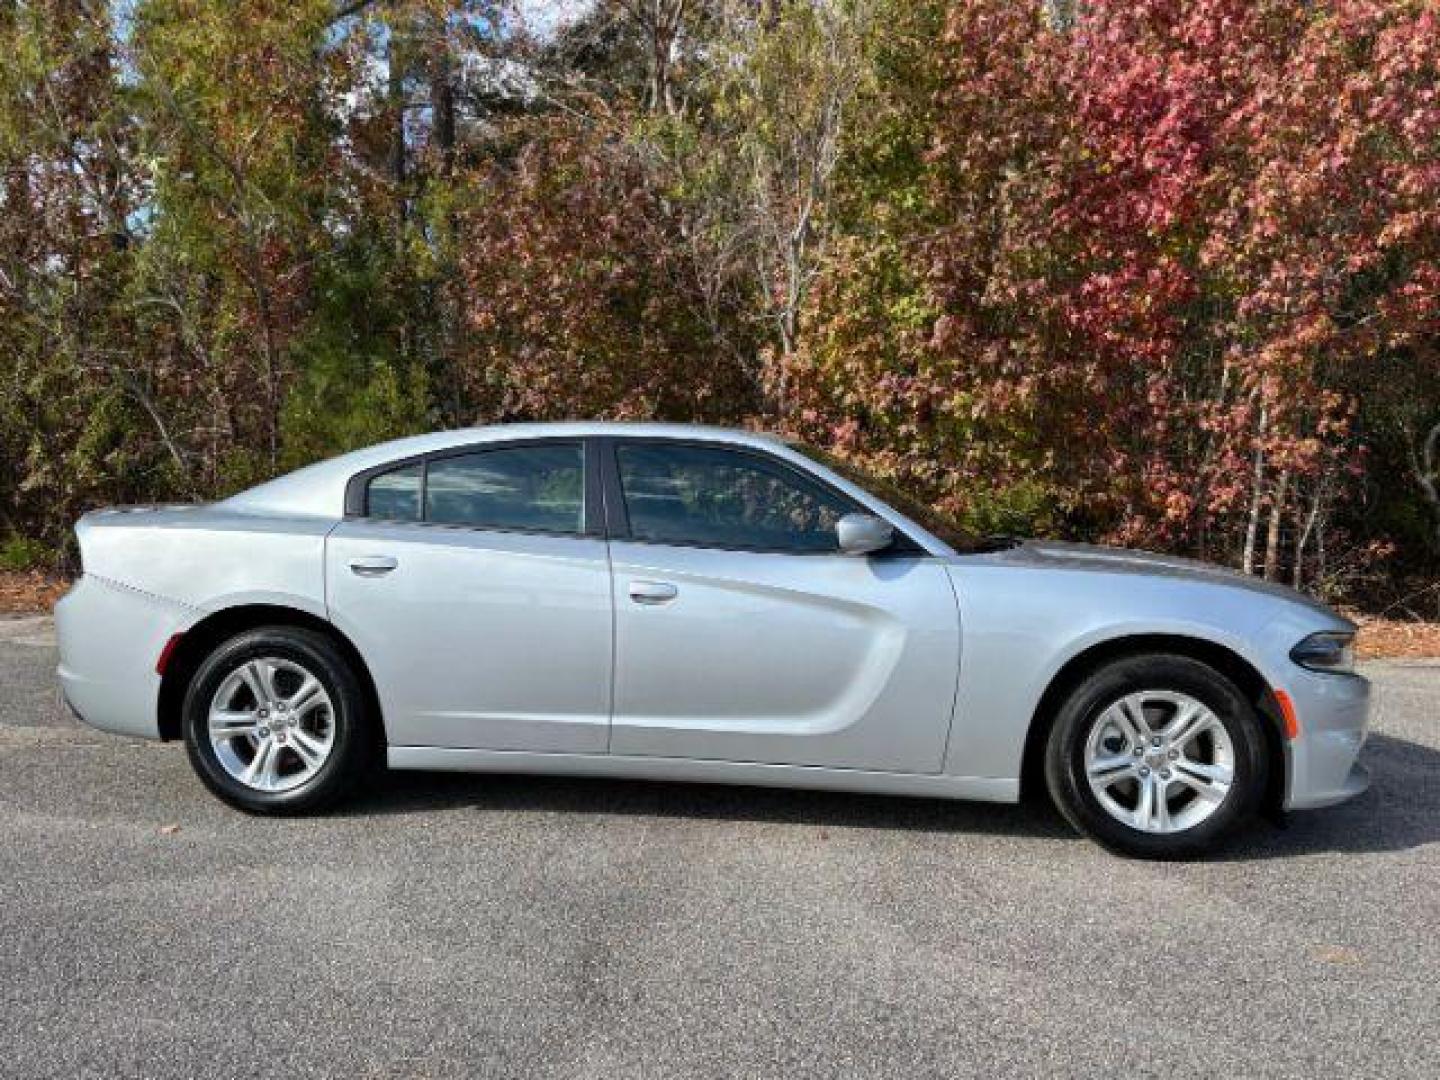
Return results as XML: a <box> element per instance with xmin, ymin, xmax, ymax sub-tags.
<box><xmin>603</xmin><ymin>439</ymin><xmax>960</xmax><ymax>774</ymax></box>
<box><xmin>326</xmin><ymin>440</ymin><xmax>613</xmax><ymax>753</ymax></box>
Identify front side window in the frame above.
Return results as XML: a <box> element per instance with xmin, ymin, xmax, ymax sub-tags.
<box><xmin>616</xmin><ymin>443</ymin><xmax>855</xmax><ymax>552</ymax></box>
<box><xmin>791</xmin><ymin>443</ymin><xmax>977</xmax><ymax>552</ymax></box>
<box><xmin>426</xmin><ymin>444</ymin><xmax>584</xmax><ymax>533</ymax></box>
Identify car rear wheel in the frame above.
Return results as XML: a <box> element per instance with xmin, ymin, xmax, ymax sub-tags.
<box><xmin>182</xmin><ymin>626</ymin><xmax>375</xmax><ymax>814</ymax></box>
<box><xmin>1044</xmin><ymin>654</ymin><xmax>1268</xmax><ymax>858</ymax></box>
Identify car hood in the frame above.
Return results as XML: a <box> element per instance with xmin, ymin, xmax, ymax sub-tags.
<box><xmin>958</xmin><ymin>540</ymin><xmax>1347</xmax><ymax>624</ymax></box>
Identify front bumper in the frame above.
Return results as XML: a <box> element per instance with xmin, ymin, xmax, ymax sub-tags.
<box><xmin>1281</xmin><ymin>668</ymin><xmax>1372</xmax><ymax>811</ymax></box>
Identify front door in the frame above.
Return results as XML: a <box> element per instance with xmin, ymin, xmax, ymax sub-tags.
<box><xmin>604</xmin><ymin>440</ymin><xmax>960</xmax><ymax>773</ymax></box>
<box><xmin>326</xmin><ymin>441</ymin><xmax>612</xmax><ymax>753</ymax></box>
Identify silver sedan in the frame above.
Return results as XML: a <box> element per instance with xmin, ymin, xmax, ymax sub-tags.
<box><xmin>55</xmin><ymin>423</ymin><xmax>1370</xmax><ymax>857</ymax></box>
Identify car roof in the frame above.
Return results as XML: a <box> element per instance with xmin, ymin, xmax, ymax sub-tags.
<box><xmin>221</xmin><ymin>422</ymin><xmax>790</xmax><ymax>519</ymax></box>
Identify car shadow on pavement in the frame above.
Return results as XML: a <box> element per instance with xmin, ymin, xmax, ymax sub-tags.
<box><xmin>352</xmin><ymin>769</ymin><xmax>1080</xmax><ymax>841</ymax></box>
<box><xmin>345</xmin><ymin>733</ymin><xmax>1438</xmax><ymax>857</ymax></box>
<box><xmin>1219</xmin><ymin>733</ymin><xmax>1440</xmax><ymax>861</ymax></box>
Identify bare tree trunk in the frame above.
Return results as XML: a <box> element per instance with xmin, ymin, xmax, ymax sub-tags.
<box><xmin>1263</xmin><ymin>468</ymin><xmax>1289</xmax><ymax>581</ymax></box>
<box><xmin>118</xmin><ymin>372</ymin><xmax>194</xmax><ymax>494</ymax></box>
<box><xmin>650</xmin><ymin>18</ymin><xmax>670</xmax><ymax>115</ymax></box>
<box><xmin>1043</xmin><ymin>0</ymin><xmax>1078</xmax><ymax>31</ymax></box>
<box><xmin>1241</xmin><ymin>404</ymin><xmax>1268</xmax><ymax>575</ymax></box>
<box><xmin>430</xmin><ymin>26</ymin><xmax>463</xmax><ymax>424</ymax></box>
<box><xmin>246</xmin><ymin>249</ymin><xmax>284</xmax><ymax>470</ymax></box>
<box><xmin>433</xmin><ymin>48</ymin><xmax>455</xmax><ymax>178</ymax></box>
<box><xmin>388</xmin><ymin>26</ymin><xmax>408</xmax><ymax>240</ymax></box>
<box><xmin>750</xmin><ymin>2</ymin><xmax>866</xmax><ymax>417</ymax></box>
<box><xmin>387</xmin><ymin>18</ymin><xmax>414</xmax><ymax>371</ymax></box>
<box><xmin>1293</xmin><ymin>479</ymin><xmax>1326</xmax><ymax>590</ymax></box>
<box><xmin>617</xmin><ymin>1</ymin><xmax>687</xmax><ymax>116</ymax></box>
<box><xmin>1411</xmin><ymin>419</ymin><xmax>1440</xmax><ymax>552</ymax></box>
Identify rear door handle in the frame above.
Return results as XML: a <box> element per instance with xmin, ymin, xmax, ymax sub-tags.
<box><xmin>349</xmin><ymin>555</ymin><xmax>398</xmax><ymax>577</ymax></box>
<box><xmin>628</xmin><ymin>580</ymin><xmax>678</xmax><ymax>605</ymax></box>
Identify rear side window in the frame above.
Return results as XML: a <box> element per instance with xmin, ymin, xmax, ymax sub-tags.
<box><xmin>426</xmin><ymin>444</ymin><xmax>584</xmax><ymax>533</ymax></box>
<box><xmin>366</xmin><ymin>463</ymin><xmax>422</xmax><ymax>521</ymax></box>
<box><xmin>615</xmin><ymin>443</ymin><xmax>855</xmax><ymax>552</ymax></box>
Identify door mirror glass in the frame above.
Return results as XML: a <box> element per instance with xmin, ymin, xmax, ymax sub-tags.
<box><xmin>836</xmin><ymin>513</ymin><xmax>894</xmax><ymax>556</ymax></box>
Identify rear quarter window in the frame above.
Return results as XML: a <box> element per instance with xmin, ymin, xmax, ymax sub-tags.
<box><xmin>425</xmin><ymin>445</ymin><xmax>584</xmax><ymax>533</ymax></box>
<box><xmin>365</xmin><ymin>463</ymin><xmax>422</xmax><ymax>521</ymax></box>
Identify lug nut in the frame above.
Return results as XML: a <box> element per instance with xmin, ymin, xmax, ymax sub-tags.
<box><xmin>1151</xmin><ymin>737</ymin><xmax>1162</xmax><ymax>748</ymax></box>
<box><xmin>1138</xmin><ymin>766</ymin><xmax>1150</xmax><ymax>777</ymax></box>
<box><xmin>1168</xmin><ymin>749</ymin><xmax>1179</xmax><ymax>760</ymax></box>
<box><xmin>1133</xmin><ymin>747</ymin><xmax>1144</xmax><ymax>757</ymax></box>
<box><xmin>1160</xmin><ymin>769</ymin><xmax>1171</xmax><ymax>780</ymax></box>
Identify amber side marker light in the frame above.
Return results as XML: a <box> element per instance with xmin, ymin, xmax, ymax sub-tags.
<box><xmin>1273</xmin><ymin>689</ymin><xmax>1300</xmax><ymax>741</ymax></box>
<box><xmin>155</xmin><ymin>633</ymin><xmax>184</xmax><ymax>676</ymax></box>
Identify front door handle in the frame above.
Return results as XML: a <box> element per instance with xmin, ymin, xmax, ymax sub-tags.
<box><xmin>628</xmin><ymin>580</ymin><xmax>678</xmax><ymax>605</ymax></box>
<box><xmin>349</xmin><ymin>555</ymin><xmax>398</xmax><ymax>577</ymax></box>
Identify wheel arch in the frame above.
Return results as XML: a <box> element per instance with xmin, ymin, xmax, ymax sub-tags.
<box><xmin>157</xmin><ymin>603</ymin><xmax>386</xmax><ymax>747</ymax></box>
<box><xmin>1018</xmin><ymin>633</ymin><xmax>1286</xmax><ymax>818</ymax></box>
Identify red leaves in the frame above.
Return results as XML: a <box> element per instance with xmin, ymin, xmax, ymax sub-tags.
<box><xmin>788</xmin><ymin>0</ymin><xmax>1438</xmax><ymax>576</ymax></box>
<box><xmin>454</xmin><ymin>113</ymin><xmax>757</xmax><ymax>423</ymax></box>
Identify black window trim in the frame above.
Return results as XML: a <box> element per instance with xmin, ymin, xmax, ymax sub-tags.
<box><xmin>596</xmin><ymin>436</ymin><xmax>925</xmax><ymax>557</ymax></box>
<box><xmin>344</xmin><ymin>433</ymin><xmax>926</xmax><ymax>555</ymax></box>
<box><xmin>344</xmin><ymin>437</ymin><xmax>604</xmax><ymax>539</ymax></box>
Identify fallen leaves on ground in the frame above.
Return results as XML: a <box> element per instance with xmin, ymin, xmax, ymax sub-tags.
<box><xmin>0</xmin><ymin>571</ymin><xmax>69</xmax><ymax>614</ymax></box>
<box><xmin>1313</xmin><ymin>945</ymin><xmax>1364</xmax><ymax>966</ymax></box>
<box><xmin>1350</xmin><ymin>613</ymin><xmax>1440</xmax><ymax>661</ymax></box>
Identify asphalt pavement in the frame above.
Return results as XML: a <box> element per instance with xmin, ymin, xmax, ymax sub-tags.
<box><xmin>1</xmin><ymin>615</ymin><xmax>1436</xmax><ymax>1078</ymax></box>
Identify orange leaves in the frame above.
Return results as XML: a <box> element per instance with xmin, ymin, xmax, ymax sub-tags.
<box><xmin>788</xmin><ymin>1</ymin><xmax>1437</xmax><ymax>580</ymax></box>
<box><xmin>453</xmin><ymin>114</ymin><xmax>757</xmax><ymax>424</ymax></box>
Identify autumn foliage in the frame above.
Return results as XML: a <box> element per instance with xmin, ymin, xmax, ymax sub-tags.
<box><xmin>457</xmin><ymin>112</ymin><xmax>757</xmax><ymax>423</ymax></box>
<box><xmin>791</xmin><ymin>0</ymin><xmax>1440</xmax><ymax>592</ymax></box>
<box><xmin>1</xmin><ymin>0</ymin><xmax>1436</xmax><ymax>605</ymax></box>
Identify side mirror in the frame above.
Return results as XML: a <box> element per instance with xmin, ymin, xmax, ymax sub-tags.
<box><xmin>836</xmin><ymin>513</ymin><xmax>894</xmax><ymax>556</ymax></box>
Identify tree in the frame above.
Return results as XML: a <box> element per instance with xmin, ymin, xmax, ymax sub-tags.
<box><xmin>454</xmin><ymin>111</ymin><xmax>757</xmax><ymax>422</ymax></box>
<box><xmin>645</xmin><ymin>0</ymin><xmax>879</xmax><ymax>414</ymax></box>
<box><xmin>611</xmin><ymin>1</ymin><xmax>692</xmax><ymax>116</ymax></box>
<box><xmin>1</xmin><ymin>0</ymin><xmax>1434</xmax><ymax>606</ymax></box>
<box><xmin>794</xmin><ymin>0</ymin><xmax>1439</xmax><ymax>591</ymax></box>
<box><xmin>0</xmin><ymin>0</ymin><xmax>152</xmax><ymax>548</ymax></box>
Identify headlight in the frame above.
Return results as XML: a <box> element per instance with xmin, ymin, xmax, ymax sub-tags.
<box><xmin>1290</xmin><ymin>631</ymin><xmax>1356</xmax><ymax>675</ymax></box>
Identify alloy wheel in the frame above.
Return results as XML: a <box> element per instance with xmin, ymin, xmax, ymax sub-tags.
<box><xmin>207</xmin><ymin>656</ymin><xmax>336</xmax><ymax>793</ymax></box>
<box><xmin>1082</xmin><ymin>690</ymin><xmax>1235</xmax><ymax>834</ymax></box>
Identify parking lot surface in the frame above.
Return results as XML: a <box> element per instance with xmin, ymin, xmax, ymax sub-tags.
<box><xmin>1</xmin><ymin>615</ymin><xmax>1437</xmax><ymax>1078</ymax></box>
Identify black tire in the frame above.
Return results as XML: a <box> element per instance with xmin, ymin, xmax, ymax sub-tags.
<box><xmin>1044</xmin><ymin>654</ymin><xmax>1268</xmax><ymax>859</ymax></box>
<box><xmin>182</xmin><ymin>626</ymin><xmax>376</xmax><ymax>815</ymax></box>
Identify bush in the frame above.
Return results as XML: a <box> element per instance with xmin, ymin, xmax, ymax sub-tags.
<box><xmin>0</xmin><ymin>536</ymin><xmax>52</xmax><ymax>573</ymax></box>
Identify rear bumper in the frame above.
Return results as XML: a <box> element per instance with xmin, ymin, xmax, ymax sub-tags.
<box><xmin>1282</xmin><ymin>669</ymin><xmax>1372</xmax><ymax>811</ymax></box>
<box><xmin>55</xmin><ymin>575</ymin><xmax>189</xmax><ymax>740</ymax></box>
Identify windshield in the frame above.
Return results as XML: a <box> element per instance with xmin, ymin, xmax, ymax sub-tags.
<box><xmin>789</xmin><ymin>443</ymin><xmax>982</xmax><ymax>553</ymax></box>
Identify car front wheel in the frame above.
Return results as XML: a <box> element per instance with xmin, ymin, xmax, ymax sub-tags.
<box><xmin>181</xmin><ymin>626</ymin><xmax>375</xmax><ymax>814</ymax></box>
<box><xmin>1044</xmin><ymin>654</ymin><xmax>1269</xmax><ymax>858</ymax></box>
